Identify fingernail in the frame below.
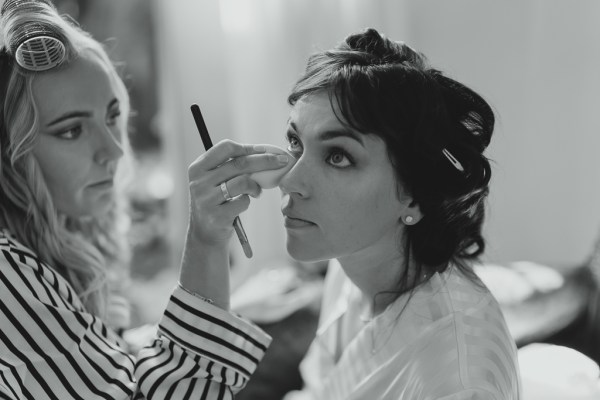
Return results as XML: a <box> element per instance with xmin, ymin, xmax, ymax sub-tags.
<box><xmin>277</xmin><ymin>154</ymin><xmax>289</xmax><ymax>164</ymax></box>
<box><xmin>253</xmin><ymin>145</ymin><xmax>266</xmax><ymax>153</ymax></box>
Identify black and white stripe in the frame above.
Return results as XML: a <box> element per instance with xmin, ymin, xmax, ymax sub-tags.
<box><xmin>0</xmin><ymin>230</ymin><xmax>271</xmax><ymax>399</ymax></box>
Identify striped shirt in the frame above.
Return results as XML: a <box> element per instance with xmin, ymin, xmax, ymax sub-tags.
<box><xmin>0</xmin><ymin>229</ymin><xmax>272</xmax><ymax>399</ymax></box>
<box><xmin>285</xmin><ymin>260</ymin><xmax>522</xmax><ymax>400</ymax></box>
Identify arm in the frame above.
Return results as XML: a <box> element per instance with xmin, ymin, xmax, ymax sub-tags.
<box><xmin>177</xmin><ymin>139</ymin><xmax>290</xmax><ymax>309</ymax></box>
<box><xmin>1</xmin><ymin>140</ymin><xmax>286</xmax><ymax>399</ymax></box>
<box><xmin>136</xmin><ymin>285</ymin><xmax>271</xmax><ymax>399</ymax></box>
<box><xmin>0</xmin><ymin>246</ymin><xmax>270</xmax><ymax>400</ymax></box>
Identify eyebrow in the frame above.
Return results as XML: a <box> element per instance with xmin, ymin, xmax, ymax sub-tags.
<box><xmin>289</xmin><ymin>122</ymin><xmax>364</xmax><ymax>147</ymax></box>
<box><xmin>47</xmin><ymin>111</ymin><xmax>92</xmax><ymax>127</ymax></box>
<box><xmin>107</xmin><ymin>98</ymin><xmax>119</xmax><ymax>110</ymax></box>
<box><xmin>319</xmin><ymin>129</ymin><xmax>364</xmax><ymax>146</ymax></box>
<box><xmin>46</xmin><ymin>98</ymin><xmax>120</xmax><ymax>127</ymax></box>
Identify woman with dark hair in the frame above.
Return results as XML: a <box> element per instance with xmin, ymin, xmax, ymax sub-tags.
<box><xmin>190</xmin><ymin>27</ymin><xmax>520</xmax><ymax>398</ymax></box>
<box><xmin>276</xmin><ymin>28</ymin><xmax>521</xmax><ymax>399</ymax></box>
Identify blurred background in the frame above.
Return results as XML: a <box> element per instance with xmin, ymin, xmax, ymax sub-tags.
<box><xmin>50</xmin><ymin>0</ymin><xmax>600</xmax><ymax>398</ymax></box>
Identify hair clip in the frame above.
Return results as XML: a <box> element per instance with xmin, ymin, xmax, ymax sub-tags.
<box><xmin>2</xmin><ymin>0</ymin><xmax>66</xmax><ymax>72</ymax></box>
<box><xmin>442</xmin><ymin>148</ymin><xmax>464</xmax><ymax>172</ymax></box>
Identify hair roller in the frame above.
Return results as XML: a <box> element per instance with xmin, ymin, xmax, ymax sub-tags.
<box><xmin>1</xmin><ymin>0</ymin><xmax>66</xmax><ymax>71</ymax></box>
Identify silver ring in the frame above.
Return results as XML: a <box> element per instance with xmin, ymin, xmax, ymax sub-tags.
<box><xmin>220</xmin><ymin>181</ymin><xmax>232</xmax><ymax>201</ymax></box>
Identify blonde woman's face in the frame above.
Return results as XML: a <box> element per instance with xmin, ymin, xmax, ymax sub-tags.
<box><xmin>31</xmin><ymin>53</ymin><xmax>124</xmax><ymax>218</ymax></box>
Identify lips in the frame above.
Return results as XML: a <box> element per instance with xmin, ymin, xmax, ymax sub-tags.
<box><xmin>89</xmin><ymin>178</ymin><xmax>114</xmax><ymax>188</ymax></box>
<box><xmin>281</xmin><ymin>208</ymin><xmax>315</xmax><ymax>228</ymax></box>
<box><xmin>284</xmin><ymin>217</ymin><xmax>315</xmax><ymax>228</ymax></box>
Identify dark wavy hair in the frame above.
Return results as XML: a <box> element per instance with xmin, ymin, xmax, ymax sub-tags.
<box><xmin>288</xmin><ymin>28</ymin><xmax>494</xmax><ymax>291</ymax></box>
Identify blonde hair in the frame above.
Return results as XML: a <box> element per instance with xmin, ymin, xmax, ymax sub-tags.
<box><xmin>0</xmin><ymin>1</ymin><xmax>133</xmax><ymax>317</ymax></box>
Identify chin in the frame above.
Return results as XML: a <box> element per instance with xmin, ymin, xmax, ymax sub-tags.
<box><xmin>74</xmin><ymin>197</ymin><xmax>114</xmax><ymax>220</ymax></box>
<box><xmin>286</xmin><ymin>240</ymin><xmax>331</xmax><ymax>263</ymax></box>
<box><xmin>91</xmin><ymin>200</ymin><xmax>115</xmax><ymax>218</ymax></box>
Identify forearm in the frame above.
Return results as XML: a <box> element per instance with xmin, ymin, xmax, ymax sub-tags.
<box><xmin>138</xmin><ymin>285</ymin><xmax>272</xmax><ymax>398</ymax></box>
<box><xmin>180</xmin><ymin>140</ymin><xmax>288</xmax><ymax>311</ymax></box>
<box><xmin>178</xmin><ymin>223</ymin><xmax>231</xmax><ymax>310</ymax></box>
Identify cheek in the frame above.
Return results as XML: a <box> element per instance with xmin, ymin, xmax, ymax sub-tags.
<box><xmin>307</xmin><ymin>186</ymin><xmax>371</xmax><ymax>251</ymax></box>
<box><xmin>42</xmin><ymin>168</ymin><xmax>82</xmax><ymax>213</ymax></box>
<box><xmin>368</xmin><ymin>184</ymin><xmax>403</xmax><ymax>226</ymax></box>
<box><xmin>325</xmin><ymin>180</ymin><xmax>400</xmax><ymax>241</ymax></box>
<box><xmin>33</xmin><ymin>146</ymin><xmax>88</xmax><ymax>207</ymax></box>
<box><xmin>38</xmin><ymin>157</ymin><xmax>76</xmax><ymax>191</ymax></box>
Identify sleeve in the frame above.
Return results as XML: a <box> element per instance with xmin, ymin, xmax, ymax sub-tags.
<box><xmin>136</xmin><ymin>286</ymin><xmax>272</xmax><ymax>398</ymax></box>
<box><xmin>0</xmin><ymin>248</ymin><xmax>271</xmax><ymax>400</ymax></box>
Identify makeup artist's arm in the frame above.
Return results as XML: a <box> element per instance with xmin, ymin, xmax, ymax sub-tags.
<box><xmin>178</xmin><ymin>140</ymin><xmax>289</xmax><ymax>309</ymax></box>
<box><xmin>135</xmin><ymin>141</ymin><xmax>287</xmax><ymax>397</ymax></box>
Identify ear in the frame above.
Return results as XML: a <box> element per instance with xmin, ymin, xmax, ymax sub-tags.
<box><xmin>400</xmin><ymin>199</ymin><xmax>423</xmax><ymax>226</ymax></box>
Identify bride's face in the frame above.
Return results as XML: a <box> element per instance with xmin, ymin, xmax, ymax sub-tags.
<box><xmin>280</xmin><ymin>92</ymin><xmax>415</xmax><ymax>262</ymax></box>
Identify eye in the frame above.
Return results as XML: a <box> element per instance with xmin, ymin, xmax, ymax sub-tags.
<box><xmin>286</xmin><ymin>132</ymin><xmax>303</xmax><ymax>155</ymax></box>
<box><xmin>55</xmin><ymin>125</ymin><xmax>83</xmax><ymax>140</ymax></box>
<box><xmin>106</xmin><ymin>108</ymin><xmax>122</xmax><ymax>126</ymax></box>
<box><xmin>326</xmin><ymin>149</ymin><xmax>353</xmax><ymax>168</ymax></box>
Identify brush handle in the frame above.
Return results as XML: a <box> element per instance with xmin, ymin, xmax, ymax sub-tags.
<box><xmin>190</xmin><ymin>104</ymin><xmax>253</xmax><ymax>258</ymax></box>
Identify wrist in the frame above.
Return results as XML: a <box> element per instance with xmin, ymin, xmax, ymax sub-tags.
<box><xmin>186</xmin><ymin>220</ymin><xmax>231</xmax><ymax>248</ymax></box>
<box><xmin>177</xmin><ymin>282</ymin><xmax>214</xmax><ymax>304</ymax></box>
<box><xmin>179</xmin><ymin>231</ymin><xmax>231</xmax><ymax>310</ymax></box>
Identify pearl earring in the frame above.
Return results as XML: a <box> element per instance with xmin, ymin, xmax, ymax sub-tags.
<box><xmin>404</xmin><ymin>216</ymin><xmax>414</xmax><ymax>224</ymax></box>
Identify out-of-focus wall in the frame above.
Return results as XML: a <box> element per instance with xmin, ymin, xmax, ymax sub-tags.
<box><xmin>152</xmin><ymin>0</ymin><xmax>600</xmax><ymax>270</ymax></box>
<box><xmin>397</xmin><ymin>1</ymin><xmax>600</xmax><ymax>266</ymax></box>
<box><xmin>151</xmin><ymin>0</ymin><xmax>239</xmax><ymax>270</ymax></box>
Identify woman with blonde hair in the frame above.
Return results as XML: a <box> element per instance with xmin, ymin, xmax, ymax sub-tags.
<box><xmin>0</xmin><ymin>0</ymin><xmax>285</xmax><ymax>398</ymax></box>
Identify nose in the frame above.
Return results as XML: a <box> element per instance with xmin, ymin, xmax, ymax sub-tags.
<box><xmin>278</xmin><ymin>154</ymin><xmax>309</xmax><ymax>198</ymax></box>
<box><xmin>94</xmin><ymin>124</ymin><xmax>124</xmax><ymax>166</ymax></box>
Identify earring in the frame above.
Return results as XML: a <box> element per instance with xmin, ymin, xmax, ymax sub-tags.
<box><xmin>404</xmin><ymin>216</ymin><xmax>414</xmax><ymax>224</ymax></box>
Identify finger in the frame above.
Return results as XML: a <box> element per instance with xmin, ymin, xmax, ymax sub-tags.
<box><xmin>206</xmin><ymin>195</ymin><xmax>251</xmax><ymax>229</ymax></box>
<box><xmin>188</xmin><ymin>191</ymin><xmax>251</xmax><ymax>243</ymax></box>
<box><xmin>221</xmin><ymin>194</ymin><xmax>251</xmax><ymax>217</ymax></box>
<box><xmin>194</xmin><ymin>139</ymin><xmax>266</xmax><ymax>172</ymax></box>
<box><xmin>189</xmin><ymin>178</ymin><xmax>253</xmax><ymax>220</ymax></box>
<box><xmin>190</xmin><ymin>152</ymin><xmax>289</xmax><ymax>188</ymax></box>
<box><xmin>208</xmin><ymin>153</ymin><xmax>290</xmax><ymax>185</ymax></box>
<box><xmin>216</xmin><ymin>175</ymin><xmax>262</xmax><ymax>204</ymax></box>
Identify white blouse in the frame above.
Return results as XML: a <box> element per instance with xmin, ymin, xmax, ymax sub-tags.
<box><xmin>286</xmin><ymin>260</ymin><xmax>521</xmax><ymax>400</ymax></box>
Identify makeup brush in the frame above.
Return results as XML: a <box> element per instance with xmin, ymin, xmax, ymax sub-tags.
<box><xmin>190</xmin><ymin>104</ymin><xmax>253</xmax><ymax>258</ymax></box>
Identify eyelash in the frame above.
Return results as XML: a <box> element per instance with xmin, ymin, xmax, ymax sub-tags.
<box><xmin>285</xmin><ymin>132</ymin><xmax>354</xmax><ymax>169</ymax></box>
<box><xmin>53</xmin><ymin>108</ymin><xmax>121</xmax><ymax>140</ymax></box>
<box><xmin>286</xmin><ymin>132</ymin><xmax>302</xmax><ymax>155</ymax></box>
<box><xmin>326</xmin><ymin>148</ymin><xmax>353</xmax><ymax>168</ymax></box>
<box><xmin>55</xmin><ymin>125</ymin><xmax>82</xmax><ymax>140</ymax></box>
<box><xmin>107</xmin><ymin>109</ymin><xmax>122</xmax><ymax>126</ymax></box>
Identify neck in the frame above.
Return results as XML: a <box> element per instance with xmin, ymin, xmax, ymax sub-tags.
<box><xmin>336</xmin><ymin>232</ymin><xmax>411</xmax><ymax>317</ymax></box>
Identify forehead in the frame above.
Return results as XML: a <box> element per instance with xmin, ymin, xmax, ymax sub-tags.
<box><xmin>31</xmin><ymin>53</ymin><xmax>117</xmax><ymax>118</ymax></box>
<box><xmin>290</xmin><ymin>92</ymin><xmax>385</xmax><ymax>147</ymax></box>
<box><xmin>290</xmin><ymin>92</ymin><xmax>343</xmax><ymax>132</ymax></box>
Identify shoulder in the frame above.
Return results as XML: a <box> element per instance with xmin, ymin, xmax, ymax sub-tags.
<box><xmin>0</xmin><ymin>228</ymin><xmax>40</xmax><ymax>260</ymax></box>
<box><xmin>0</xmin><ymin>229</ymin><xmax>83</xmax><ymax>311</ymax></box>
<box><xmin>405</xmin><ymin>269</ymin><xmax>521</xmax><ymax>398</ymax></box>
<box><xmin>401</xmin><ymin>312</ymin><xmax>520</xmax><ymax>399</ymax></box>
<box><xmin>443</xmin><ymin>268</ymin><xmax>518</xmax><ymax>368</ymax></box>
<box><xmin>0</xmin><ymin>229</ymin><xmax>44</xmax><ymax>280</ymax></box>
